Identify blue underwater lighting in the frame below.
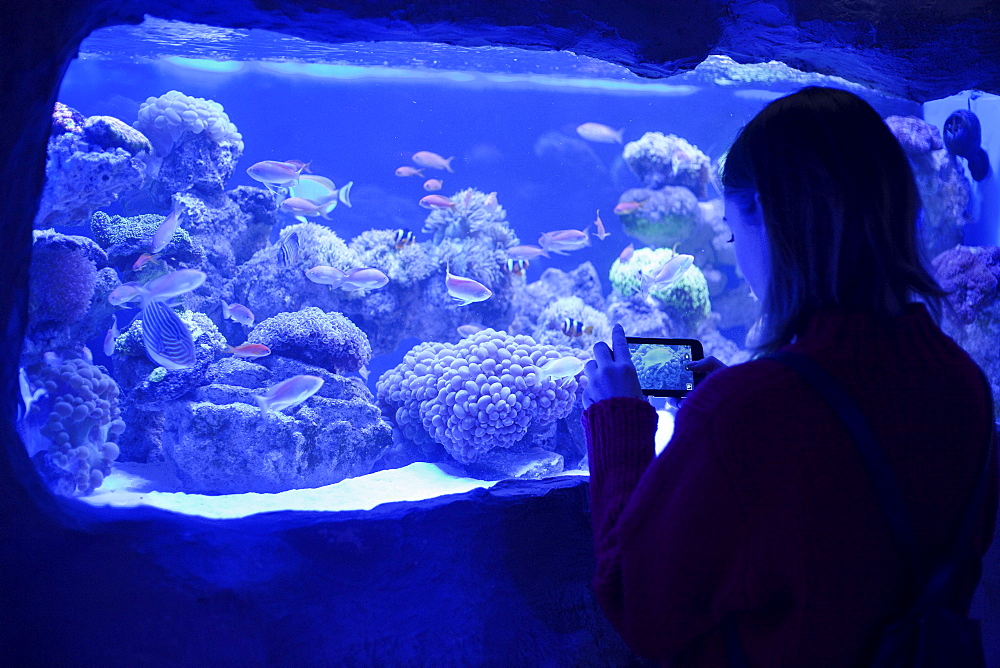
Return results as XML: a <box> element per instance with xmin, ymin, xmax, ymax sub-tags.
<box><xmin>163</xmin><ymin>56</ymin><xmax>244</xmax><ymax>73</ymax></box>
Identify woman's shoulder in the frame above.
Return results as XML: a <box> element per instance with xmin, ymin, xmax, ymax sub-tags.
<box><xmin>680</xmin><ymin>356</ymin><xmax>801</xmax><ymax>422</ymax></box>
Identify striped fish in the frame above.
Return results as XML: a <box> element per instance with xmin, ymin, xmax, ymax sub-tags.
<box><xmin>140</xmin><ymin>299</ymin><xmax>196</xmax><ymax>370</ymax></box>
<box><xmin>279</xmin><ymin>231</ymin><xmax>299</xmax><ymax>267</ymax></box>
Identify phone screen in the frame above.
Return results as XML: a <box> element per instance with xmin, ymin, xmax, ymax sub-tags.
<box><xmin>625</xmin><ymin>337</ymin><xmax>704</xmax><ymax>397</ymax></box>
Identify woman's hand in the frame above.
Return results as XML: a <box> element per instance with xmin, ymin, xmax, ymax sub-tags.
<box><xmin>583</xmin><ymin>323</ymin><xmax>646</xmax><ymax>409</ymax></box>
<box><xmin>685</xmin><ymin>356</ymin><xmax>728</xmax><ymax>375</ymax></box>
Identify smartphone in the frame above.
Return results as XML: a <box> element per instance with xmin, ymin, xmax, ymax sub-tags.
<box><xmin>625</xmin><ymin>337</ymin><xmax>705</xmax><ymax>398</ymax></box>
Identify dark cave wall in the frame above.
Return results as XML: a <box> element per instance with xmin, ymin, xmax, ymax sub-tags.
<box><xmin>1</xmin><ymin>0</ymin><xmax>998</xmax><ymax>664</ymax></box>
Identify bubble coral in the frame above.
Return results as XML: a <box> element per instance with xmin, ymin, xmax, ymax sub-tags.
<box><xmin>376</xmin><ymin>329</ymin><xmax>582</xmax><ymax>465</ymax></box>
<box><xmin>134</xmin><ymin>90</ymin><xmax>244</xmax><ymax>155</ymax></box>
<box><xmin>622</xmin><ymin>132</ymin><xmax>712</xmax><ymax>197</ymax></box>
<box><xmin>18</xmin><ymin>357</ymin><xmax>124</xmax><ymax>496</ymax></box>
<box><xmin>609</xmin><ymin>246</ymin><xmax>711</xmax><ymax>331</ymax></box>
<box><xmin>247</xmin><ymin>307</ymin><xmax>372</xmax><ymax>374</ymax></box>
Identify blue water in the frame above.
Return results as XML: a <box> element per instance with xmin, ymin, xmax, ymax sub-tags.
<box><xmin>24</xmin><ymin>20</ymin><xmax>934</xmax><ymax>502</ymax></box>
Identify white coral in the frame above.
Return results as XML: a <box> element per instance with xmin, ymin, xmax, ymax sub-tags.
<box><xmin>134</xmin><ymin>90</ymin><xmax>244</xmax><ymax>156</ymax></box>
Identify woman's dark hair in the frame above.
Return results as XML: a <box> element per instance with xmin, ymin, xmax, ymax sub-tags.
<box><xmin>722</xmin><ymin>86</ymin><xmax>945</xmax><ymax>355</ymax></box>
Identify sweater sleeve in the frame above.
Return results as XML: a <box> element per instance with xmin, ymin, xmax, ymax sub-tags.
<box><xmin>584</xmin><ymin>393</ymin><xmax>750</xmax><ymax>660</ymax></box>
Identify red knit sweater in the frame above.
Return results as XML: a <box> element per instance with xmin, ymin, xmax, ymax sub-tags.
<box><xmin>584</xmin><ymin>304</ymin><xmax>997</xmax><ymax>666</ymax></box>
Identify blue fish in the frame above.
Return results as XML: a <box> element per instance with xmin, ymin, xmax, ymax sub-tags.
<box><xmin>141</xmin><ymin>299</ymin><xmax>196</xmax><ymax>370</ymax></box>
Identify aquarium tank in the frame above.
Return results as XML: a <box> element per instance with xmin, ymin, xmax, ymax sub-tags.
<box><xmin>17</xmin><ymin>17</ymin><xmax>998</xmax><ymax>518</ymax></box>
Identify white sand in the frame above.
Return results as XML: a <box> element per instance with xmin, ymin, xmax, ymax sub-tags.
<box><xmin>77</xmin><ymin>407</ymin><xmax>673</xmax><ymax>520</ymax></box>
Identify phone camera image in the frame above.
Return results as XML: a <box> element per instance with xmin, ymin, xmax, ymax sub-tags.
<box><xmin>628</xmin><ymin>344</ymin><xmax>695</xmax><ymax>393</ymax></box>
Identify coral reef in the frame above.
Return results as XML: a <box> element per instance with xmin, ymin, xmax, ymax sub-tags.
<box><xmin>247</xmin><ymin>307</ymin><xmax>372</xmax><ymax>374</ymax></box>
<box><xmin>349</xmin><ymin>229</ymin><xmax>438</xmax><ymax>287</ymax></box>
<box><xmin>622</xmin><ymin>132</ymin><xmax>712</xmax><ymax>197</ymax></box>
<box><xmin>932</xmin><ymin>245</ymin><xmax>1000</xmax><ymax>418</ymax></box>
<box><xmin>376</xmin><ymin>329</ymin><xmax>583</xmax><ymax>468</ymax></box>
<box><xmin>90</xmin><ymin>210</ymin><xmax>203</xmax><ymax>277</ymax></box>
<box><xmin>609</xmin><ymin>246</ymin><xmax>711</xmax><ymax>333</ymax></box>
<box><xmin>112</xmin><ymin>309</ymin><xmax>223</xmax><ymax>410</ymax></box>
<box><xmin>17</xmin><ymin>356</ymin><xmax>124</xmax><ymax>497</ymax></box>
<box><xmin>605</xmin><ymin>292</ymin><xmax>675</xmax><ymax>338</ymax></box>
<box><xmin>28</xmin><ymin>230</ymin><xmax>102</xmax><ymax>327</ymax></box>
<box><xmin>509</xmin><ymin>262</ymin><xmax>605</xmax><ymax>336</ymax></box>
<box><xmin>885</xmin><ymin>115</ymin><xmax>972</xmax><ymax>259</ymax></box>
<box><xmin>52</xmin><ymin>102</ymin><xmax>85</xmax><ymax>136</ymax></box>
<box><xmin>615</xmin><ymin>186</ymin><xmax>701</xmax><ymax>248</ymax></box>
<box><xmin>83</xmin><ymin>116</ymin><xmax>152</xmax><ymax>155</ymax></box>
<box><xmin>531</xmin><ymin>296</ymin><xmax>610</xmax><ymax>350</ymax></box>
<box><xmin>134</xmin><ymin>90</ymin><xmax>245</xmax><ymax>206</ymax></box>
<box><xmin>33</xmin><ymin>130</ymin><xmax>146</xmax><ymax>228</ymax></box>
<box><xmin>161</xmin><ymin>356</ymin><xmax>392</xmax><ymax>494</ymax></box>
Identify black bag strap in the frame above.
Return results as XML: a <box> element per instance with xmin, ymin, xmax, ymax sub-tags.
<box><xmin>725</xmin><ymin>350</ymin><xmax>995</xmax><ymax>667</ymax></box>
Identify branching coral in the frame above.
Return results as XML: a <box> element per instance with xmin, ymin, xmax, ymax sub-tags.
<box><xmin>18</xmin><ymin>357</ymin><xmax>124</xmax><ymax>497</ymax></box>
<box><xmin>376</xmin><ymin>329</ymin><xmax>582</xmax><ymax>465</ymax></box>
<box><xmin>247</xmin><ymin>307</ymin><xmax>371</xmax><ymax>374</ymax></box>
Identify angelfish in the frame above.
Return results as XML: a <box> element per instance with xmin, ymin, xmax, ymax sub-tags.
<box><xmin>255</xmin><ymin>375</ymin><xmax>324</xmax><ymax>417</ymax></box>
<box><xmin>445</xmin><ymin>266</ymin><xmax>492</xmax><ymax>306</ymax></box>
<box><xmin>140</xmin><ymin>298</ymin><xmax>197</xmax><ymax>370</ymax></box>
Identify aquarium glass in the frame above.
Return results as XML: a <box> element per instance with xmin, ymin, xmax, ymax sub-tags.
<box><xmin>21</xmin><ymin>17</ymin><xmax>992</xmax><ymax>518</ymax></box>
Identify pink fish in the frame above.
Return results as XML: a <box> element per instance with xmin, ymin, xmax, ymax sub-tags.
<box><xmin>222</xmin><ymin>301</ymin><xmax>255</xmax><ymax>327</ymax></box>
<box><xmin>305</xmin><ymin>266</ymin><xmax>388</xmax><ymax>291</ymax></box>
<box><xmin>255</xmin><ymin>374</ymin><xmax>324</xmax><ymax>417</ymax></box>
<box><xmin>618</xmin><ymin>243</ymin><xmax>635</xmax><ymax>263</ymax></box>
<box><xmin>103</xmin><ymin>318</ymin><xmax>119</xmax><ymax>356</ymax></box>
<box><xmin>576</xmin><ymin>122</ymin><xmax>624</xmax><ymax>144</ymax></box>
<box><xmin>419</xmin><ymin>194</ymin><xmax>456</xmax><ymax>210</ymax></box>
<box><xmin>246</xmin><ymin>160</ymin><xmax>306</xmax><ymax>189</ymax></box>
<box><xmin>594</xmin><ymin>210</ymin><xmax>610</xmax><ymax>240</ymax></box>
<box><xmin>395</xmin><ymin>166</ymin><xmax>425</xmax><ymax>177</ymax></box>
<box><xmin>151</xmin><ymin>206</ymin><xmax>180</xmax><ymax>253</ymax></box>
<box><xmin>445</xmin><ymin>266</ymin><xmax>492</xmax><ymax>306</ymax></box>
<box><xmin>412</xmin><ymin>151</ymin><xmax>454</xmax><ymax>173</ymax></box>
<box><xmin>340</xmin><ymin>268</ymin><xmax>389</xmax><ymax>291</ymax></box>
<box><xmin>507</xmin><ymin>245</ymin><xmax>549</xmax><ymax>261</ymax></box>
<box><xmin>538</xmin><ymin>228</ymin><xmax>591</xmax><ymax>255</ymax></box>
<box><xmin>305</xmin><ymin>265</ymin><xmax>348</xmax><ymax>286</ymax></box>
<box><xmin>482</xmin><ymin>192</ymin><xmax>499</xmax><ymax>213</ymax></box>
<box><xmin>614</xmin><ymin>201</ymin><xmax>642</xmax><ymax>215</ymax></box>
<box><xmin>140</xmin><ymin>269</ymin><xmax>207</xmax><ymax>303</ymax></box>
<box><xmin>423</xmin><ymin>178</ymin><xmax>443</xmax><ymax>191</ymax></box>
<box><xmin>457</xmin><ymin>324</ymin><xmax>486</xmax><ymax>337</ymax></box>
<box><xmin>133</xmin><ymin>253</ymin><xmax>159</xmax><ymax>271</ymax></box>
<box><xmin>108</xmin><ymin>283</ymin><xmax>141</xmax><ymax>306</ymax></box>
<box><xmin>279</xmin><ymin>195</ymin><xmax>338</xmax><ymax>219</ymax></box>
<box><xmin>539</xmin><ymin>356</ymin><xmax>586</xmax><ymax>380</ymax></box>
<box><xmin>283</xmin><ymin>159</ymin><xmax>312</xmax><ymax>173</ymax></box>
<box><xmin>641</xmin><ymin>254</ymin><xmax>695</xmax><ymax>293</ymax></box>
<box><xmin>226</xmin><ymin>343</ymin><xmax>271</xmax><ymax>358</ymax></box>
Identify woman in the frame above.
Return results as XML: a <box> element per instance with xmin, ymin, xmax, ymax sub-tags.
<box><xmin>583</xmin><ymin>87</ymin><xmax>997</xmax><ymax>666</ymax></box>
